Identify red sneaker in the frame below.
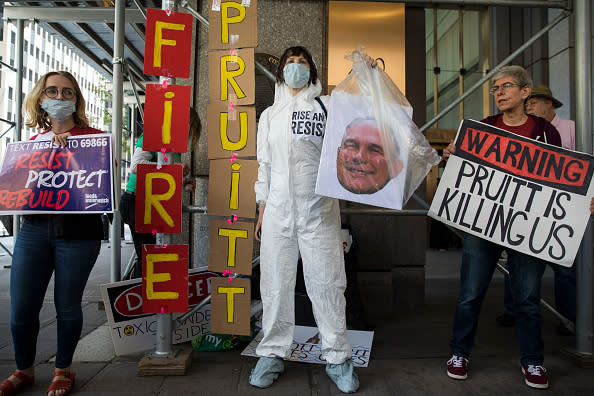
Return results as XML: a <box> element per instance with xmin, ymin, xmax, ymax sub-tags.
<box><xmin>447</xmin><ymin>355</ymin><xmax>468</xmax><ymax>380</ymax></box>
<box><xmin>522</xmin><ymin>365</ymin><xmax>549</xmax><ymax>389</ymax></box>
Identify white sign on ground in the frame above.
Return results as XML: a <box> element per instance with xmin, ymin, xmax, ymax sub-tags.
<box><xmin>241</xmin><ymin>325</ymin><xmax>374</xmax><ymax>367</ymax></box>
<box><xmin>100</xmin><ymin>269</ymin><xmax>219</xmax><ymax>355</ymax></box>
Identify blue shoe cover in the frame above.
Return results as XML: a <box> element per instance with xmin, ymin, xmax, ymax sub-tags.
<box><xmin>326</xmin><ymin>359</ymin><xmax>360</xmax><ymax>393</ymax></box>
<box><xmin>249</xmin><ymin>357</ymin><xmax>285</xmax><ymax>388</ymax></box>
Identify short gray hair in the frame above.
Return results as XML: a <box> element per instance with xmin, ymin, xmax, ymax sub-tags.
<box><xmin>491</xmin><ymin>65</ymin><xmax>533</xmax><ymax>89</ymax></box>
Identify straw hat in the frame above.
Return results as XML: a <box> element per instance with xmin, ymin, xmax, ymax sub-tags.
<box><xmin>530</xmin><ymin>84</ymin><xmax>563</xmax><ymax>108</ymax></box>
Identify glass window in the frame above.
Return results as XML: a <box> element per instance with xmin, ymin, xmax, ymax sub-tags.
<box><xmin>24</xmin><ymin>40</ymin><xmax>28</xmax><ymax>53</ymax></box>
<box><xmin>11</xmin><ymin>31</ymin><xmax>15</xmax><ymax>44</ymax></box>
<box><xmin>8</xmin><ymin>87</ymin><xmax>13</xmax><ymax>100</ymax></box>
<box><xmin>36</xmin><ymin>48</ymin><xmax>39</xmax><ymax>59</ymax></box>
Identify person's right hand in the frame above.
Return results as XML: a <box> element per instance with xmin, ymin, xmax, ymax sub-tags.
<box><xmin>443</xmin><ymin>140</ymin><xmax>456</xmax><ymax>162</ymax></box>
<box><xmin>255</xmin><ymin>203</ymin><xmax>265</xmax><ymax>242</ymax></box>
<box><xmin>590</xmin><ymin>197</ymin><xmax>594</xmax><ymax>216</ymax></box>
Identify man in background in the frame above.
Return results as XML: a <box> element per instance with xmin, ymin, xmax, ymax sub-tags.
<box><xmin>525</xmin><ymin>84</ymin><xmax>575</xmax><ymax>150</ymax></box>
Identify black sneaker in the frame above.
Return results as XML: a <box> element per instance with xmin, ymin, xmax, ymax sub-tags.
<box><xmin>496</xmin><ymin>312</ymin><xmax>515</xmax><ymax>327</ymax></box>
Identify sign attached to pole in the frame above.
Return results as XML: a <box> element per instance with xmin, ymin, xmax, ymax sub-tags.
<box><xmin>143</xmin><ymin>84</ymin><xmax>192</xmax><ymax>153</ymax></box>
<box><xmin>135</xmin><ymin>163</ymin><xmax>183</xmax><ymax>234</ymax></box>
<box><xmin>142</xmin><ymin>244</ymin><xmax>189</xmax><ymax>313</ymax></box>
<box><xmin>144</xmin><ymin>8</ymin><xmax>194</xmax><ymax>78</ymax></box>
<box><xmin>429</xmin><ymin>119</ymin><xmax>594</xmax><ymax>267</ymax></box>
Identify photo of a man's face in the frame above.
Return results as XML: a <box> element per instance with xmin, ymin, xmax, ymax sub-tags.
<box><xmin>336</xmin><ymin>118</ymin><xmax>403</xmax><ymax>194</ymax></box>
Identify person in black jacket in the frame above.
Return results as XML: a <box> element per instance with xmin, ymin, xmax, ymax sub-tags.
<box><xmin>0</xmin><ymin>71</ymin><xmax>104</xmax><ymax>396</ymax></box>
<box><xmin>442</xmin><ymin>66</ymin><xmax>561</xmax><ymax>390</ymax></box>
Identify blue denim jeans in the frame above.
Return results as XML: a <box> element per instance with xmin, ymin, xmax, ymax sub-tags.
<box><xmin>450</xmin><ymin>234</ymin><xmax>546</xmax><ymax>366</ymax></box>
<box><xmin>10</xmin><ymin>218</ymin><xmax>101</xmax><ymax>369</ymax></box>
<box><xmin>503</xmin><ymin>261</ymin><xmax>576</xmax><ymax>323</ymax></box>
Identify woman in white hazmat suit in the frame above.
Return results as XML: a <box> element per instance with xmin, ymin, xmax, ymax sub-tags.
<box><xmin>250</xmin><ymin>46</ymin><xmax>362</xmax><ymax>393</ymax></box>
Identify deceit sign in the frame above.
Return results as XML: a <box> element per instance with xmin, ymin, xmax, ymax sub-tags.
<box><xmin>429</xmin><ymin>119</ymin><xmax>594</xmax><ymax>267</ymax></box>
<box><xmin>0</xmin><ymin>134</ymin><xmax>114</xmax><ymax>214</ymax></box>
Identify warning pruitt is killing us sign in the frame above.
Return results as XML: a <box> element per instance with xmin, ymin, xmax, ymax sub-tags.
<box><xmin>429</xmin><ymin>119</ymin><xmax>594</xmax><ymax>267</ymax></box>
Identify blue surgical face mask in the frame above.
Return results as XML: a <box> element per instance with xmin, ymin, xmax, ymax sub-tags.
<box><xmin>283</xmin><ymin>63</ymin><xmax>310</xmax><ymax>89</ymax></box>
<box><xmin>41</xmin><ymin>99</ymin><xmax>76</xmax><ymax>122</ymax></box>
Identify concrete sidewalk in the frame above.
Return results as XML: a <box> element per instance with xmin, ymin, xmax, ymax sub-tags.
<box><xmin>0</xmin><ymin>239</ymin><xmax>592</xmax><ymax>395</ymax></box>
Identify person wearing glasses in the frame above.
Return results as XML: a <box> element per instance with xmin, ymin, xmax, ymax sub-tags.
<box><xmin>442</xmin><ymin>66</ymin><xmax>561</xmax><ymax>389</ymax></box>
<box><xmin>0</xmin><ymin>71</ymin><xmax>104</xmax><ymax>396</ymax></box>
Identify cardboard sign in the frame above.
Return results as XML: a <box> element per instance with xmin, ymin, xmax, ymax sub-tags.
<box><xmin>144</xmin><ymin>8</ymin><xmax>193</xmax><ymax>78</ymax></box>
<box><xmin>207</xmin><ymin>158</ymin><xmax>257</xmax><ymax>218</ymax></box>
<box><xmin>242</xmin><ymin>325</ymin><xmax>375</xmax><ymax>368</ymax></box>
<box><xmin>207</xmin><ymin>104</ymin><xmax>256</xmax><ymax>159</ymax></box>
<box><xmin>135</xmin><ymin>163</ymin><xmax>183</xmax><ymax>234</ymax></box>
<box><xmin>100</xmin><ymin>270</ymin><xmax>218</xmax><ymax>356</ymax></box>
<box><xmin>208</xmin><ymin>0</ymin><xmax>258</xmax><ymax>50</ymax></box>
<box><xmin>210</xmin><ymin>277</ymin><xmax>251</xmax><ymax>336</ymax></box>
<box><xmin>208</xmin><ymin>219</ymin><xmax>254</xmax><ymax>275</ymax></box>
<box><xmin>142</xmin><ymin>244</ymin><xmax>189</xmax><ymax>313</ymax></box>
<box><xmin>428</xmin><ymin>119</ymin><xmax>594</xmax><ymax>267</ymax></box>
<box><xmin>143</xmin><ymin>84</ymin><xmax>192</xmax><ymax>153</ymax></box>
<box><xmin>208</xmin><ymin>47</ymin><xmax>255</xmax><ymax>106</ymax></box>
<box><xmin>0</xmin><ymin>134</ymin><xmax>113</xmax><ymax>214</ymax></box>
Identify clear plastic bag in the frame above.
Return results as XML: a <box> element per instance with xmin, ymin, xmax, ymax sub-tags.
<box><xmin>333</xmin><ymin>47</ymin><xmax>441</xmax><ymax>205</ymax></box>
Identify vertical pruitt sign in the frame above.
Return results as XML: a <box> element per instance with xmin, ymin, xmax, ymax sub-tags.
<box><xmin>138</xmin><ymin>8</ymin><xmax>194</xmax><ymax>314</ymax></box>
<box><xmin>207</xmin><ymin>0</ymin><xmax>258</xmax><ymax>336</ymax></box>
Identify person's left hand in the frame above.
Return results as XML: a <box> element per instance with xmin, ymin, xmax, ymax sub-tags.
<box><xmin>362</xmin><ymin>54</ymin><xmax>378</xmax><ymax>68</ymax></box>
<box><xmin>590</xmin><ymin>197</ymin><xmax>594</xmax><ymax>216</ymax></box>
<box><xmin>52</xmin><ymin>132</ymin><xmax>71</xmax><ymax>148</ymax></box>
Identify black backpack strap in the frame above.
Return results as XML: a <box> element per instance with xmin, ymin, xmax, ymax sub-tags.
<box><xmin>315</xmin><ymin>97</ymin><xmax>327</xmax><ymax>118</ymax></box>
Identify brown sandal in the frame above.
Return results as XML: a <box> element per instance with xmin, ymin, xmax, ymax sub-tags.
<box><xmin>0</xmin><ymin>370</ymin><xmax>34</xmax><ymax>395</ymax></box>
<box><xmin>46</xmin><ymin>371</ymin><xmax>75</xmax><ymax>396</ymax></box>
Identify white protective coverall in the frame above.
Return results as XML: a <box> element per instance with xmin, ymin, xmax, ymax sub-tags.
<box><xmin>254</xmin><ymin>81</ymin><xmax>352</xmax><ymax>364</ymax></box>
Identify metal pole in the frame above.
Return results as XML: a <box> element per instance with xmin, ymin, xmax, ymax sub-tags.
<box><xmin>420</xmin><ymin>10</ymin><xmax>570</xmax><ymax>133</ymax></box>
<box><xmin>574</xmin><ymin>0</ymin><xmax>593</xmax><ymax>356</ymax></box>
<box><xmin>110</xmin><ymin>0</ymin><xmax>125</xmax><ymax>282</ymax></box>
<box><xmin>13</xmin><ymin>19</ymin><xmax>25</xmax><ymax>240</ymax></box>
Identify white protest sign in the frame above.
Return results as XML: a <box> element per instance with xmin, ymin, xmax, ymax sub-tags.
<box><xmin>241</xmin><ymin>325</ymin><xmax>374</xmax><ymax>367</ymax></box>
<box><xmin>429</xmin><ymin>119</ymin><xmax>594</xmax><ymax>267</ymax></box>
<box><xmin>100</xmin><ymin>269</ymin><xmax>219</xmax><ymax>356</ymax></box>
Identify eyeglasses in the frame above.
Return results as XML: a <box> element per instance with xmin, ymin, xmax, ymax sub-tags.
<box><xmin>489</xmin><ymin>82</ymin><xmax>524</xmax><ymax>95</ymax></box>
<box><xmin>43</xmin><ymin>87</ymin><xmax>76</xmax><ymax>100</ymax></box>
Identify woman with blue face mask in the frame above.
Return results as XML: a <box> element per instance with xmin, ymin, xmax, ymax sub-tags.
<box><xmin>250</xmin><ymin>46</ymin><xmax>367</xmax><ymax>393</ymax></box>
<box><xmin>0</xmin><ymin>71</ymin><xmax>104</xmax><ymax>396</ymax></box>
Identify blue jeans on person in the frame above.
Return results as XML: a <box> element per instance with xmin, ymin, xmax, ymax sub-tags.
<box><xmin>503</xmin><ymin>261</ymin><xmax>576</xmax><ymax>323</ymax></box>
<box><xmin>10</xmin><ymin>218</ymin><xmax>101</xmax><ymax>369</ymax></box>
<box><xmin>450</xmin><ymin>234</ymin><xmax>546</xmax><ymax>366</ymax></box>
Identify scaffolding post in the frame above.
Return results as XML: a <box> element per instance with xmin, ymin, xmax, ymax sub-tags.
<box><xmin>564</xmin><ymin>0</ymin><xmax>594</xmax><ymax>365</ymax></box>
<box><xmin>110</xmin><ymin>0</ymin><xmax>124</xmax><ymax>283</ymax></box>
<box><xmin>12</xmin><ymin>19</ymin><xmax>25</xmax><ymax>240</ymax></box>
